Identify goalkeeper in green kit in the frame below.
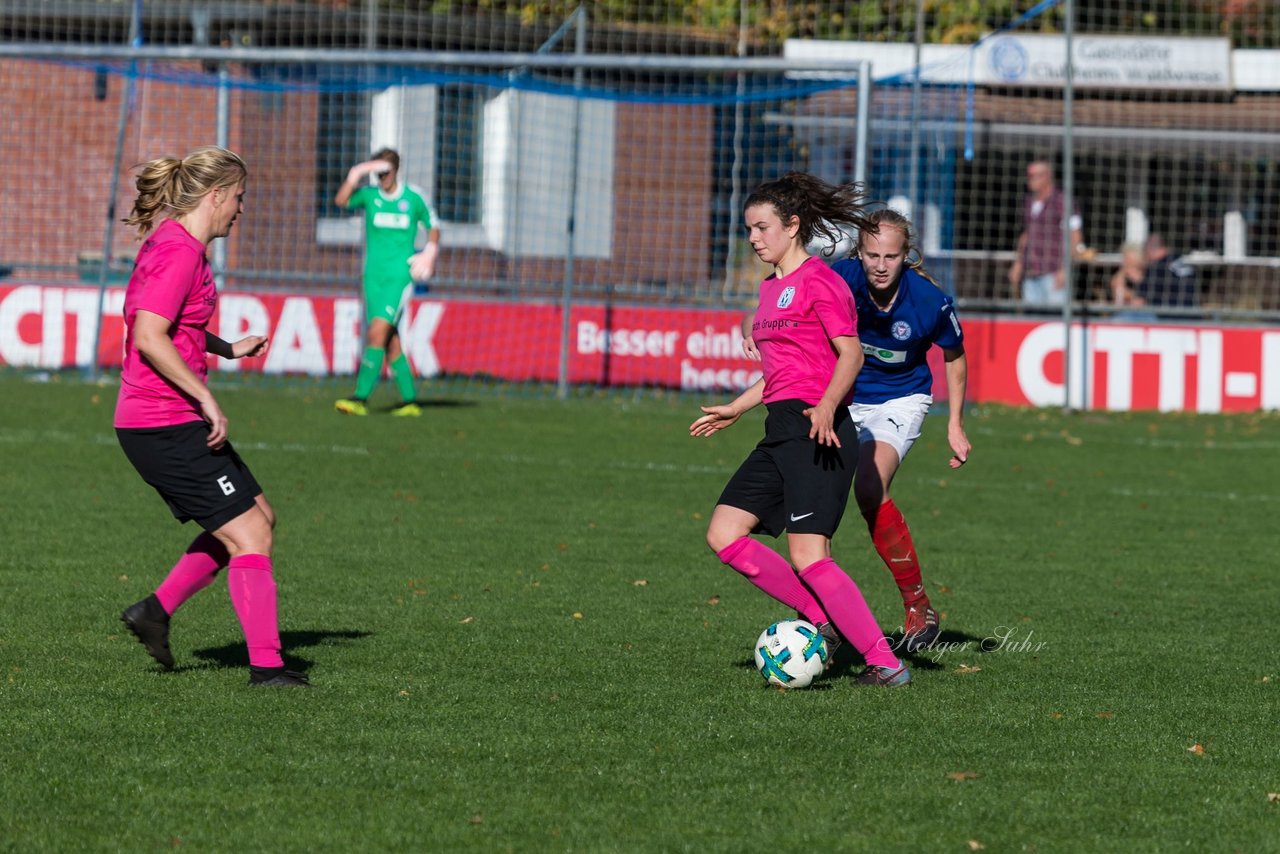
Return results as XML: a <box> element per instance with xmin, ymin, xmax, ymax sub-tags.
<box><xmin>334</xmin><ymin>148</ymin><xmax>439</xmax><ymax>417</ymax></box>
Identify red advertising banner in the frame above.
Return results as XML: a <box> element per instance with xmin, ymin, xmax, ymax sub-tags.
<box><xmin>2</xmin><ymin>284</ymin><xmax>1277</xmax><ymax>413</ymax></box>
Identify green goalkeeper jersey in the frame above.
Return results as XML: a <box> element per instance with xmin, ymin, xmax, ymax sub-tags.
<box><xmin>348</xmin><ymin>183</ymin><xmax>435</xmax><ymax>291</ymax></box>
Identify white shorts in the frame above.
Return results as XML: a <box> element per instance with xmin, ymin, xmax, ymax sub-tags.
<box><xmin>848</xmin><ymin>393</ymin><xmax>932</xmax><ymax>461</ymax></box>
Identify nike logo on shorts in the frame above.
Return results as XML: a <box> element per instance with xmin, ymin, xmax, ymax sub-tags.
<box><xmin>790</xmin><ymin>512</ymin><xmax>815</xmax><ymax>522</ymax></box>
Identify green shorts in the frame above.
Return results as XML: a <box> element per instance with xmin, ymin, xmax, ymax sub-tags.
<box><xmin>364</xmin><ymin>277</ymin><xmax>412</xmax><ymax>325</ymax></box>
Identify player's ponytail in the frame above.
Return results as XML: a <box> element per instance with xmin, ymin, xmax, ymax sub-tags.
<box><xmin>746</xmin><ymin>172</ymin><xmax>872</xmax><ymax>257</ymax></box>
<box><xmin>124</xmin><ymin>146</ymin><xmax>247</xmax><ymax>237</ymax></box>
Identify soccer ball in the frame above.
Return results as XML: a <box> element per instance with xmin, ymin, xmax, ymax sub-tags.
<box><xmin>753</xmin><ymin>619</ymin><xmax>828</xmax><ymax>688</ymax></box>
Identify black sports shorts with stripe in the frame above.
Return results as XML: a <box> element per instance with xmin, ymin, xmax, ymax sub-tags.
<box><xmin>715</xmin><ymin>399</ymin><xmax>857</xmax><ymax>538</ymax></box>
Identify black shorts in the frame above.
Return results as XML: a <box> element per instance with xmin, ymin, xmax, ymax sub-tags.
<box><xmin>716</xmin><ymin>399</ymin><xmax>857</xmax><ymax>538</ymax></box>
<box><xmin>116</xmin><ymin>421</ymin><xmax>263</xmax><ymax>532</ymax></box>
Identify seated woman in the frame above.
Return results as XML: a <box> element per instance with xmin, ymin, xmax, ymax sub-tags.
<box><xmin>1110</xmin><ymin>242</ymin><xmax>1147</xmax><ymax>307</ymax></box>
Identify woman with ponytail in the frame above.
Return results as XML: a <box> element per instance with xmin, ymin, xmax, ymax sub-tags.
<box><xmin>690</xmin><ymin>173</ymin><xmax>911</xmax><ymax>688</ymax></box>
<box><xmin>742</xmin><ymin>207</ymin><xmax>971</xmax><ymax>657</ymax></box>
<box><xmin>116</xmin><ymin>146</ymin><xmax>308</xmax><ymax>687</ymax></box>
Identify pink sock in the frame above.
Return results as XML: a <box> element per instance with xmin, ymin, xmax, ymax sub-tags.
<box><xmin>717</xmin><ymin>537</ymin><xmax>828</xmax><ymax>625</ymax></box>
<box><xmin>226</xmin><ymin>554</ymin><xmax>284</xmax><ymax>668</ymax></box>
<box><xmin>799</xmin><ymin>558</ymin><xmax>899</xmax><ymax>668</ymax></box>
<box><xmin>155</xmin><ymin>532</ymin><xmax>229</xmax><ymax>614</ymax></box>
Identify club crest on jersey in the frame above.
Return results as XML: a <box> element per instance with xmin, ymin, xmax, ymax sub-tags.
<box><xmin>398</xmin><ymin>200</ymin><xmax>409</xmax><ymax>212</ymax></box>
<box><xmin>892</xmin><ymin>320</ymin><xmax>912</xmax><ymax>341</ymax></box>
<box><xmin>777</xmin><ymin>286</ymin><xmax>796</xmax><ymax>309</ymax></box>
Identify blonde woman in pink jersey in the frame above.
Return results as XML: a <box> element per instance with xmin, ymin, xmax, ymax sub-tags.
<box><xmin>115</xmin><ymin>146</ymin><xmax>308</xmax><ymax>688</ymax></box>
<box><xmin>690</xmin><ymin>172</ymin><xmax>910</xmax><ymax>687</ymax></box>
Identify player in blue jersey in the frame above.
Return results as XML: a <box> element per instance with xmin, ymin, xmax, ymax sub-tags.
<box><xmin>744</xmin><ymin>208</ymin><xmax>970</xmax><ymax>653</ymax></box>
<box><xmin>830</xmin><ymin>209</ymin><xmax>970</xmax><ymax>651</ymax></box>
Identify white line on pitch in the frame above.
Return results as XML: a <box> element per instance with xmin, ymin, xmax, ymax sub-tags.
<box><xmin>0</xmin><ymin>429</ymin><xmax>370</xmax><ymax>456</ymax></box>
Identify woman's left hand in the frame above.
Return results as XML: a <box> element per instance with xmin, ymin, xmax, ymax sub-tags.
<box><xmin>948</xmin><ymin>423</ymin><xmax>971</xmax><ymax>469</ymax></box>
<box><xmin>803</xmin><ymin>402</ymin><xmax>840</xmax><ymax>448</ymax></box>
<box><xmin>231</xmin><ymin>336</ymin><xmax>269</xmax><ymax>359</ymax></box>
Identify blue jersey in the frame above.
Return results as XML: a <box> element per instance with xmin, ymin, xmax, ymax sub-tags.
<box><xmin>830</xmin><ymin>259</ymin><xmax>964</xmax><ymax>404</ymax></box>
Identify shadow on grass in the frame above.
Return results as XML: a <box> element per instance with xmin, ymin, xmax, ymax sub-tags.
<box><xmin>732</xmin><ymin>659</ymin><xmax>837</xmax><ymax>691</ymax></box>
<box><xmin>379</xmin><ymin>398</ymin><xmax>478</xmax><ymax>413</ymax></box>
<box><xmin>892</xmin><ymin>628</ymin><xmax>994</xmax><ymax>671</ymax></box>
<box><xmin>735</xmin><ymin>627</ymin><xmax>991</xmax><ymax>680</ymax></box>
<box><xmin>186</xmin><ymin>629</ymin><xmax>372</xmax><ymax>672</ymax></box>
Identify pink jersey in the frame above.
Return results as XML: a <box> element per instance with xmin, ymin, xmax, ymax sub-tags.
<box><xmin>750</xmin><ymin>256</ymin><xmax>858</xmax><ymax>406</ymax></box>
<box><xmin>113</xmin><ymin>220</ymin><xmax>216</xmax><ymax>428</ymax></box>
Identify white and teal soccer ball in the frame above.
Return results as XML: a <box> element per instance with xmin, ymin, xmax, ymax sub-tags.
<box><xmin>753</xmin><ymin>619</ymin><xmax>828</xmax><ymax>688</ymax></box>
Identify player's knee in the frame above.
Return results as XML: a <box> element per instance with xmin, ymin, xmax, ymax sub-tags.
<box><xmin>217</xmin><ymin>508</ymin><xmax>274</xmax><ymax>558</ymax></box>
<box><xmin>706</xmin><ymin>527</ymin><xmax>732</xmax><ymax>554</ymax></box>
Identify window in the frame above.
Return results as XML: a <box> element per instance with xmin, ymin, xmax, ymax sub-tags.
<box><xmin>433</xmin><ymin>86</ymin><xmax>486</xmax><ymax>225</ymax></box>
<box><xmin>315</xmin><ymin>90</ymin><xmax>369</xmax><ymax>222</ymax></box>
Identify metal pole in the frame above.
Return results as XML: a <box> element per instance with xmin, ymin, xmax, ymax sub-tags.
<box><xmin>213</xmin><ymin>65</ymin><xmax>230</xmax><ymax>291</ymax></box>
<box><xmin>1060</xmin><ymin>0</ymin><xmax>1078</xmax><ymax>412</ymax></box>
<box><xmin>556</xmin><ymin>7</ymin><xmax>586</xmax><ymax>400</ymax></box>
<box><xmin>908</xmin><ymin>0</ymin><xmax>924</xmax><ymax>226</ymax></box>
<box><xmin>87</xmin><ymin>0</ymin><xmax>142</xmax><ymax>380</ymax></box>
<box><xmin>721</xmin><ymin>0</ymin><xmax>749</xmax><ymax>302</ymax></box>
<box><xmin>855</xmin><ymin>60</ymin><xmax>871</xmax><ymax>187</ymax></box>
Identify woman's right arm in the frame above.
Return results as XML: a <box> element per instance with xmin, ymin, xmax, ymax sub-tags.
<box><xmin>133</xmin><ymin>310</ymin><xmax>227</xmax><ymax>447</ymax></box>
<box><xmin>334</xmin><ymin>160</ymin><xmax>385</xmax><ymax>208</ymax></box>
<box><xmin>690</xmin><ymin>378</ymin><xmax>764</xmax><ymax>437</ymax></box>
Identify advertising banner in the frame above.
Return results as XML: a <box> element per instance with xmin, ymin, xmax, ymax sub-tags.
<box><xmin>2</xmin><ymin>284</ymin><xmax>1276</xmax><ymax>413</ymax></box>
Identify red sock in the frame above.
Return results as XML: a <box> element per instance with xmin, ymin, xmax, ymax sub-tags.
<box><xmin>868</xmin><ymin>499</ymin><xmax>926</xmax><ymax>605</ymax></box>
<box><xmin>155</xmin><ymin>532</ymin><xmax>229</xmax><ymax>614</ymax></box>
<box><xmin>717</xmin><ymin>537</ymin><xmax>828</xmax><ymax>626</ymax></box>
<box><xmin>227</xmin><ymin>554</ymin><xmax>284</xmax><ymax>669</ymax></box>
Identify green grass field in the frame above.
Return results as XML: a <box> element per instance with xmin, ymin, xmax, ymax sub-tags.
<box><xmin>1</xmin><ymin>372</ymin><xmax>1277</xmax><ymax>852</ymax></box>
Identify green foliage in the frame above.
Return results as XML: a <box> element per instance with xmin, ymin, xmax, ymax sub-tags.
<box><xmin>373</xmin><ymin>0</ymin><xmax>1280</xmax><ymax>47</ymax></box>
<box><xmin>1</xmin><ymin>374</ymin><xmax>1278</xmax><ymax>849</ymax></box>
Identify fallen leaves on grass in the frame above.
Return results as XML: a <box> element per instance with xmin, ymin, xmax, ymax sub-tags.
<box><xmin>1267</xmin><ymin>792</ymin><xmax>1279</xmax><ymax>804</ymax></box>
<box><xmin>954</xmin><ymin>664</ymin><xmax>982</xmax><ymax>674</ymax></box>
<box><xmin>572</xmin><ymin>612</ymin><xmax>584</xmax><ymax>620</ymax></box>
<box><xmin>968</xmin><ymin>841</ymin><xmax>985</xmax><ymax>851</ymax></box>
<box><xmin>459</xmin><ymin>616</ymin><xmax>474</xmax><ymax>624</ymax></box>
<box><xmin>1096</xmin><ymin>711</ymin><xmax>1114</xmax><ymax>718</ymax></box>
<box><xmin>633</xmin><ymin>579</ymin><xmax>649</xmax><ymax>587</ymax></box>
<box><xmin>469</xmin><ymin>815</ymin><xmax>483</xmax><ymax>825</ymax></box>
<box><xmin>947</xmin><ymin>771</ymin><xmax>979</xmax><ymax>781</ymax></box>
<box><xmin>1187</xmin><ymin>743</ymin><xmax>1206</xmax><ymax>756</ymax></box>
<box><xmin>707</xmin><ymin>595</ymin><xmax>721</xmax><ymax>606</ymax></box>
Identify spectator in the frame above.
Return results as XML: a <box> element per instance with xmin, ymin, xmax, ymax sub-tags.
<box><xmin>1110</xmin><ymin>242</ymin><xmax>1147</xmax><ymax>307</ymax></box>
<box><xmin>1008</xmin><ymin>160</ymin><xmax>1086</xmax><ymax>307</ymax></box>
<box><xmin>1139</xmin><ymin>234</ymin><xmax>1199</xmax><ymax>309</ymax></box>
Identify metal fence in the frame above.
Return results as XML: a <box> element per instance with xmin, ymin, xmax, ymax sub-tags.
<box><xmin>2</xmin><ymin>1</ymin><xmax>1278</xmax><ymax>385</ymax></box>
